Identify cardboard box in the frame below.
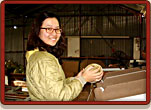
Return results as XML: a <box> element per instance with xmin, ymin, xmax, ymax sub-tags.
<box><xmin>93</xmin><ymin>67</ymin><xmax>146</xmax><ymax>101</ymax></box>
<box><xmin>61</xmin><ymin>60</ymin><xmax>79</xmax><ymax>77</ymax></box>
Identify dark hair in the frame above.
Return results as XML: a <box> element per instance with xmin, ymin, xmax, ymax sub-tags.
<box><xmin>27</xmin><ymin>12</ymin><xmax>66</xmax><ymax>58</ymax></box>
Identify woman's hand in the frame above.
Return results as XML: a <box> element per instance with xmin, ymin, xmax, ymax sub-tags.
<box><xmin>82</xmin><ymin>66</ymin><xmax>103</xmax><ymax>83</ymax></box>
<box><xmin>76</xmin><ymin>68</ymin><xmax>85</xmax><ymax>77</ymax></box>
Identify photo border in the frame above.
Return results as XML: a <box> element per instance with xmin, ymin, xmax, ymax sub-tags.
<box><xmin>1</xmin><ymin>0</ymin><xmax>150</xmax><ymax>105</ymax></box>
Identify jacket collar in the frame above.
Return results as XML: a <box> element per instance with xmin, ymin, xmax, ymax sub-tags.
<box><xmin>26</xmin><ymin>48</ymin><xmax>39</xmax><ymax>62</ymax></box>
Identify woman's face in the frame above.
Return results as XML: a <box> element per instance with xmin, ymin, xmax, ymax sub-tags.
<box><xmin>39</xmin><ymin>17</ymin><xmax>61</xmax><ymax>46</ymax></box>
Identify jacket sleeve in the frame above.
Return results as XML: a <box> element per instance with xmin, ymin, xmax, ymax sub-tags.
<box><xmin>65</xmin><ymin>77</ymin><xmax>75</xmax><ymax>84</ymax></box>
<box><xmin>28</xmin><ymin>57</ymin><xmax>83</xmax><ymax>101</ymax></box>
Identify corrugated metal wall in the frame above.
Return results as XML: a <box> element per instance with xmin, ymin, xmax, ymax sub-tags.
<box><xmin>61</xmin><ymin>4</ymin><xmax>142</xmax><ymax>37</ymax></box>
<box><xmin>5</xmin><ymin>4</ymin><xmax>146</xmax><ymax>66</ymax></box>
<box><xmin>5</xmin><ymin>18</ymin><xmax>31</xmax><ymax>65</ymax></box>
<box><xmin>80</xmin><ymin>38</ymin><xmax>133</xmax><ymax>57</ymax></box>
<box><xmin>61</xmin><ymin>15</ymin><xmax>142</xmax><ymax>57</ymax></box>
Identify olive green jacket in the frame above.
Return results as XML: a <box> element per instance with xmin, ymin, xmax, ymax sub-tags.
<box><xmin>26</xmin><ymin>49</ymin><xmax>84</xmax><ymax>101</ymax></box>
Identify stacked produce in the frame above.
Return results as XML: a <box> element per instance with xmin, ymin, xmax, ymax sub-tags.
<box><xmin>5</xmin><ymin>60</ymin><xmax>24</xmax><ymax>74</ymax></box>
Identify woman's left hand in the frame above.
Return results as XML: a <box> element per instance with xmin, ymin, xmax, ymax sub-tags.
<box><xmin>76</xmin><ymin>69</ymin><xmax>85</xmax><ymax>77</ymax></box>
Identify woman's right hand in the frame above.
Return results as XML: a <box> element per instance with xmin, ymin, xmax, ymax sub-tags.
<box><xmin>82</xmin><ymin>66</ymin><xmax>103</xmax><ymax>83</ymax></box>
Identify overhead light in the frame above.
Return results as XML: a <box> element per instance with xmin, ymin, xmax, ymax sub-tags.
<box><xmin>13</xmin><ymin>25</ymin><xmax>17</xmax><ymax>29</ymax></box>
<box><xmin>142</xmin><ymin>14</ymin><xmax>145</xmax><ymax>18</ymax></box>
<box><xmin>140</xmin><ymin>7</ymin><xmax>146</xmax><ymax>18</ymax></box>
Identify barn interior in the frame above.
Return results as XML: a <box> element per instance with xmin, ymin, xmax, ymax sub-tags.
<box><xmin>4</xmin><ymin>3</ymin><xmax>148</xmax><ymax>101</ymax></box>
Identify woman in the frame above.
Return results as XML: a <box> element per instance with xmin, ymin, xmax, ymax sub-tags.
<box><xmin>26</xmin><ymin>12</ymin><xmax>103</xmax><ymax>101</ymax></box>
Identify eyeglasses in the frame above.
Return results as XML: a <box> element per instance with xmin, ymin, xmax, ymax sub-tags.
<box><xmin>40</xmin><ymin>27</ymin><xmax>62</xmax><ymax>34</ymax></box>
